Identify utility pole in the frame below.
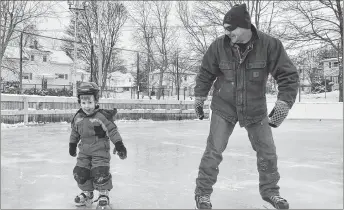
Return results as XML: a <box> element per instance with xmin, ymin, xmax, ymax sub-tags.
<box><xmin>342</xmin><ymin>2</ymin><xmax>344</xmax><ymax>102</ymax></box>
<box><xmin>137</xmin><ymin>52</ymin><xmax>140</xmax><ymax>99</ymax></box>
<box><xmin>68</xmin><ymin>0</ymin><xmax>87</xmax><ymax>97</ymax></box>
<box><xmin>298</xmin><ymin>67</ymin><xmax>301</xmax><ymax>102</ymax></box>
<box><xmin>73</xmin><ymin>9</ymin><xmax>78</xmax><ymax>97</ymax></box>
<box><xmin>90</xmin><ymin>44</ymin><xmax>93</xmax><ymax>82</ymax></box>
<box><xmin>176</xmin><ymin>49</ymin><xmax>179</xmax><ymax>100</ymax></box>
<box><xmin>97</xmin><ymin>1</ymin><xmax>102</xmax><ymax>96</ymax></box>
<box><xmin>147</xmin><ymin>31</ymin><xmax>153</xmax><ymax>99</ymax></box>
<box><xmin>19</xmin><ymin>32</ymin><xmax>23</xmax><ymax>94</ymax></box>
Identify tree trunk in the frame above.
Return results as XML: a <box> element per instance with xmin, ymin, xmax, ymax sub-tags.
<box><xmin>156</xmin><ymin>70</ymin><xmax>164</xmax><ymax>99</ymax></box>
<box><xmin>339</xmin><ymin>66</ymin><xmax>343</xmax><ymax>102</ymax></box>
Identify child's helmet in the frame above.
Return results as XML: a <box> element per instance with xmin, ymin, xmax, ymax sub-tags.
<box><xmin>77</xmin><ymin>82</ymin><xmax>100</xmax><ymax>102</ymax></box>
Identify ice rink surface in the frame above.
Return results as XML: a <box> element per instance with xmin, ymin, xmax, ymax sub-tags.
<box><xmin>1</xmin><ymin>119</ymin><xmax>343</xmax><ymax>209</ymax></box>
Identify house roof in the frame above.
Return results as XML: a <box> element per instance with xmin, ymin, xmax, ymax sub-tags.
<box><xmin>3</xmin><ymin>46</ymin><xmax>29</xmax><ymax>60</ymax></box>
<box><xmin>150</xmin><ymin>69</ymin><xmax>197</xmax><ymax>75</ymax></box>
<box><xmin>320</xmin><ymin>57</ymin><xmax>342</xmax><ymax>63</ymax></box>
<box><xmin>3</xmin><ymin>46</ymin><xmax>73</xmax><ymax>64</ymax></box>
<box><xmin>109</xmin><ymin>71</ymin><xmax>133</xmax><ymax>78</ymax></box>
<box><xmin>47</xmin><ymin>49</ymin><xmax>73</xmax><ymax>64</ymax></box>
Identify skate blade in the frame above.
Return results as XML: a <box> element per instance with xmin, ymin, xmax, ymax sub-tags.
<box><xmin>263</xmin><ymin>204</ymin><xmax>273</xmax><ymax>209</ymax></box>
<box><xmin>75</xmin><ymin>200</ymin><xmax>93</xmax><ymax>208</ymax></box>
<box><xmin>96</xmin><ymin>204</ymin><xmax>112</xmax><ymax>210</ymax></box>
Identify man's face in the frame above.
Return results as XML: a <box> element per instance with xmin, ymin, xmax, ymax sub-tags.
<box><xmin>224</xmin><ymin>23</ymin><xmax>244</xmax><ymax>43</ymax></box>
<box><xmin>80</xmin><ymin>95</ymin><xmax>96</xmax><ymax>114</ymax></box>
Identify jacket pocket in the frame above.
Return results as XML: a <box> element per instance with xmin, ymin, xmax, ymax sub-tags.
<box><xmin>219</xmin><ymin>61</ymin><xmax>234</xmax><ymax>82</ymax></box>
<box><xmin>246</xmin><ymin>61</ymin><xmax>266</xmax><ymax>82</ymax></box>
<box><xmin>246</xmin><ymin>61</ymin><xmax>267</xmax><ymax>99</ymax></box>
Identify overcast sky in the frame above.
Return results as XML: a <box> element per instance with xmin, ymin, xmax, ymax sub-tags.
<box><xmin>33</xmin><ymin>1</ymin><xmax>338</xmax><ymax>70</ymax></box>
<box><xmin>36</xmin><ymin>1</ymin><xmax>187</xmax><ymax>71</ymax></box>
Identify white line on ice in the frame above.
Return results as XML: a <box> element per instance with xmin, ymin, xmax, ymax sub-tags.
<box><xmin>286</xmin><ymin>164</ymin><xmax>322</xmax><ymax>169</ymax></box>
<box><xmin>35</xmin><ymin>174</ymin><xmax>69</xmax><ymax>178</ymax></box>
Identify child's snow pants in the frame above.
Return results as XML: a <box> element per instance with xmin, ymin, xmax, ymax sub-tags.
<box><xmin>73</xmin><ymin>139</ymin><xmax>113</xmax><ymax>192</ymax></box>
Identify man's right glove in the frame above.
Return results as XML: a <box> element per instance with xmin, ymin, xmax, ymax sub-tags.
<box><xmin>114</xmin><ymin>141</ymin><xmax>127</xmax><ymax>160</ymax></box>
<box><xmin>194</xmin><ymin>97</ymin><xmax>207</xmax><ymax>120</ymax></box>
<box><xmin>268</xmin><ymin>100</ymin><xmax>290</xmax><ymax>128</ymax></box>
<box><xmin>69</xmin><ymin>143</ymin><xmax>77</xmax><ymax>157</ymax></box>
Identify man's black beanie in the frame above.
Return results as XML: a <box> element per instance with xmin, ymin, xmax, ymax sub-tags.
<box><xmin>223</xmin><ymin>3</ymin><xmax>251</xmax><ymax>31</ymax></box>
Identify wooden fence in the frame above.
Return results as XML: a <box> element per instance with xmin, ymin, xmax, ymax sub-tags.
<box><xmin>1</xmin><ymin>94</ymin><xmax>210</xmax><ymax>124</ymax></box>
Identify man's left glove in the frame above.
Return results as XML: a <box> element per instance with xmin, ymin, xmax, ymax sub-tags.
<box><xmin>268</xmin><ymin>100</ymin><xmax>290</xmax><ymax>128</ymax></box>
<box><xmin>194</xmin><ymin>97</ymin><xmax>207</xmax><ymax>120</ymax></box>
<box><xmin>113</xmin><ymin>141</ymin><xmax>127</xmax><ymax>159</ymax></box>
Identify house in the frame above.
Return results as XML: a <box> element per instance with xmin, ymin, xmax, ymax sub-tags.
<box><xmin>106</xmin><ymin>71</ymin><xmax>134</xmax><ymax>92</ymax></box>
<box><xmin>148</xmin><ymin>68</ymin><xmax>197</xmax><ymax>96</ymax></box>
<box><xmin>1</xmin><ymin>44</ymin><xmax>89</xmax><ymax>90</ymax></box>
<box><xmin>318</xmin><ymin>57</ymin><xmax>342</xmax><ymax>90</ymax></box>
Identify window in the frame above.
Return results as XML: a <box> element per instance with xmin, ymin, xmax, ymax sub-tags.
<box><xmin>22</xmin><ymin>73</ymin><xmax>32</xmax><ymax>80</ymax></box>
<box><xmin>56</xmin><ymin>73</ymin><xmax>68</xmax><ymax>79</ymax></box>
<box><xmin>329</xmin><ymin>62</ymin><xmax>332</xmax><ymax>68</ymax></box>
<box><xmin>334</xmin><ymin>62</ymin><xmax>339</xmax><ymax>67</ymax></box>
<box><xmin>43</xmin><ymin>55</ymin><xmax>47</xmax><ymax>62</ymax></box>
<box><xmin>31</xmin><ymin>55</ymin><xmax>34</xmax><ymax>61</ymax></box>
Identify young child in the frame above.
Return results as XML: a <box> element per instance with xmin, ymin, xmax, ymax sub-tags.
<box><xmin>68</xmin><ymin>82</ymin><xmax>127</xmax><ymax>207</ymax></box>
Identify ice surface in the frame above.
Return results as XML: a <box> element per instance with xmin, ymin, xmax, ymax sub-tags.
<box><xmin>1</xmin><ymin>120</ymin><xmax>343</xmax><ymax>209</ymax></box>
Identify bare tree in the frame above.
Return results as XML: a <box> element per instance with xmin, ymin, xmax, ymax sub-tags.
<box><xmin>150</xmin><ymin>1</ymin><xmax>176</xmax><ymax>99</ymax></box>
<box><xmin>279</xmin><ymin>0</ymin><xmax>343</xmax><ymax>101</ymax></box>
<box><xmin>177</xmin><ymin>2</ymin><xmax>211</xmax><ymax>58</ymax></box>
<box><xmin>127</xmin><ymin>1</ymin><xmax>157</xmax><ymax>96</ymax></box>
<box><xmin>0</xmin><ymin>1</ymin><xmax>56</xmax><ymax>72</ymax></box>
<box><xmin>177</xmin><ymin>1</ymin><xmax>280</xmax><ymax>59</ymax></box>
<box><xmin>61</xmin><ymin>1</ymin><xmax>128</xmax><ymax>94</ymax></box>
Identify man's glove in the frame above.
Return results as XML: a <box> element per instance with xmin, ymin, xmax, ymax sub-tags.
<box><xmin>268</xmin><ymin>100</ymin><xmax>290</xmax><ymax>128</ymax></box>
<box><xmin>194</xmin><ymin>97</ymin><xmax>207</xmax><ymax>120</ymax></box>
<box><xmin>114</xmin><ymin>141</ymin><xmax>127</xmax><ymax>159</ymax></box>
<box><xmin>69</xmin><ymin>143</ymin><xmax>77</xmax><ymax>157</ymax></box>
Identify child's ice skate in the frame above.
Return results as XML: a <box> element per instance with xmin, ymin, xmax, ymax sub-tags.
<box><xmin>74</xmin><ymin>191</ymin><xmax>94</xmax><ymax>207</ymax></box>
<box><xmin>95</xmin><ymin>190</ymin><xmax>111</xmax><ymax>210</ymax></box>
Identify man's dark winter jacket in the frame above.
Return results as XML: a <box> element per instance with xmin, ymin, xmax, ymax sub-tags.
<box><xmin>194</xmin><ymin>25</ymin><xmax>299</xmax><ymax>127</ymax></box>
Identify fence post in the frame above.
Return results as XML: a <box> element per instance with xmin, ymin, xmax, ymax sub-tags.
<box><xmin>23</xmin><ymin>96</ymin><xmax>28</xmax><ymax>125</ymax></box>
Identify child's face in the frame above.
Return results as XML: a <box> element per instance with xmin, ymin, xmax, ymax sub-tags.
<box><xmin>80</xmin><ymin>95</ymin><xmax>96</xmax><ymax>114</ymax></box>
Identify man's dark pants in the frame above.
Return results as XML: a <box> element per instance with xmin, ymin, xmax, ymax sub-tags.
<box><xmin>195</xmin><ymin>112</ymin><xmax>280</xmax><ymax>198</ymax></box>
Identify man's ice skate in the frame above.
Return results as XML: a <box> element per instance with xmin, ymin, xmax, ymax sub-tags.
<box><xmin>263</xmin><ymin>195</ymin><xmax>289</xmax><ymax>209</ymax></box>
<box><xmin>74</xmin><ymin>191</ymin><xmax>94</xmax><ymax>207</ymax></box>
<box><xmin>195</xmin><ymin>194</ymin><xmax>212</xmax><ymax>209</ymax></box>
<box><xmin>95</xmin><ymin>190</ymin><xmax>111</xmax><ymax>210</ymax></box>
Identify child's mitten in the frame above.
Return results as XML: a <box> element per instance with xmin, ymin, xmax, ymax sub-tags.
<box><xmin>268</xmin><ymin>100</ymin><xmax>290</xmax><ymax>128</ymax></box>
<box><xmin>69</xmin><ymin>143</ymin><xmax>77</xmax><ymax>157</ymax></box>
<box><xmin>114</xmin><ymin>141</ymin><xmax>127</xmax><ymax>160</ymax></box>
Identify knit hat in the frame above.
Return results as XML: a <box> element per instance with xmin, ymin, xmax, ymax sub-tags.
<box><xmin>223</xmin><ymin>4</ymin><xmax>251</xmax><ymax>31</ymax></box>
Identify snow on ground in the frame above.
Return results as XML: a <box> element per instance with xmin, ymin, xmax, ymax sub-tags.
<box><xmin>108</xmin><ymin>90</ymin><xmax>341</xmax><ymax>102</ymax></box>
<box><xmin>1</xmin><ymin>120</ymin><xmax>343</xmax><ymax>209</ymax></box>
<box><xmin>2</xmin><ymin>90</ymin><xmax>341</xmax><ymax>103</ymax></box>
<box><xmin>267</xmin><ymin>90</ymin><xmax>341</xmax><ymax>103</ymax></box>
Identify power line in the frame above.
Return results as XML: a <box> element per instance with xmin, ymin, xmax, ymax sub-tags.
<box><xmin>1</xmin><ymin>25</ymin><xmax>204</xmax><ymax>62</ymax></box>
<box><xmin>0</xmin><ymin>24</ymin><xmax>147</xmax><ymax>54</ymax></box>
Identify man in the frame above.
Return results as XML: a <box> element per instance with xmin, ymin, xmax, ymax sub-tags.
<box><xmin>193</xmin><ymin>4</ymin><xmax>299</xmax><ymax>209</ymax></box>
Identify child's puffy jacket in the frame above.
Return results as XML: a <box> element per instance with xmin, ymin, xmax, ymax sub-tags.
<box><xmin>69</xmin><ymin>108</ymin><xmax>122</xmax><ymax>146</ymax></box>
